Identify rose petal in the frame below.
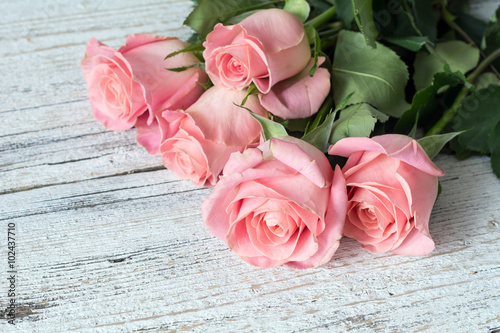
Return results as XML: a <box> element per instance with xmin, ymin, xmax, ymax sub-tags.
<box><xmin>262</xmin><ymin>137</ymin><xmax>333</xmax><ymax>188</ymax></box>
<box><xmin>259</xmin><ymin>58</ymin><xmax>331</xmax><ymax>119</ymax></box>
<box><xmin>391</xmin><ymin>226</ymin><xmax>435</xmax><ymax>256</ymax></box>
<box><xmin>287</xmin><ymin>165</ymin><xmax>347</xmax><ymax>268</ymax></box>
<box><xmin>373</xmin><ymin>135</ymin><xmax>444</xmax><ymax>177</ymax></box>
<box><xmin>186</xmin><ymin>87</ymin><xmax>266</xmax><ymax>147</ymax></box>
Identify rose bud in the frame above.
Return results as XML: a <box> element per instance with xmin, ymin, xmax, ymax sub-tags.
<box><xmin>202</xmin><ymin>8</ymin><xmax>310</xmax><ymax>93</ymax></box>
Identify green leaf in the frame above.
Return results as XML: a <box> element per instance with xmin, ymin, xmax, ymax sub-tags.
<box><xmin>184</xmin><ymin>0</ymin><xmax>278</xmax><ymax>39</ymax></box>
<box><xmin>410</xmin><ymin>0</ymin><xmax>439</xmax><ymax>43</ymax></box>
<box><xmin>249</xmin><ymin>112</ymin><xmax>288</xmax><ymax>141</ymax></box>
<box><xmin>284</xmin><ymin>0</ymin><xmax>310</xmax><ymax>22</ymax></box>
<box><xmin>352</xmin><ymin>0</ymin><xmax>377</xmax><ymax>48</ymax></box>
<box><xmin>301</xmin><ymin>111</ymin><xmax>337</xmax><ymax>152</ymax></box>
<box><xmin>456</xmin><ymin>12</ymin><xmax>486</xmax><ymax>47</ymax></box>
<box><xmin>164</xmin><ymin>43</ymin><xmax>204</xmax><ymax>60</ymax></box>
<box><xmin>305</xmin><ymin>96</ymin><xmax>334</xmax><ymax>134</ymax></box>
<box><xmin>449</xmin><ymin>137</ymin><xmax>474</xmax><ymax>160</ymax></box>
<box><xmin>395</xmin><ymin>69</ymin><xmax>466</xmax><ymax>134</ymax></box>
<box><xmin>304</xmin><ymin>25</ymin><xmax>321</xmax><ymax>76</ymax></box>
<box><xmin>413</xmin><ymin>41</ymin><xmax>480</xmax><ymax>91</ymax></box>
<box><xmin>282</xmin><ymin>116</ymin><xmax>313</xmax><ymax>132</ymax></box>
<box><xmin>417</xmin><ymin>132</ymin><xmax>462</xmax><ymax>159</ymax></box>
<box><xmin>334</xmin><ymin>0</ymin><xmax>354</xmax><ymax>27</ymax></box>
<box><xmin>166</xmin><ymin>64</ymin><xmax>199</xmax><ymax>72</ymax></box>
<box><xmin>225</xmin><ymin>10</ymin><xmax>262</xmax><ymax>25</ymax></box>
<box><xmin>383</xmin><ymin>36</ymin><xmax>429</xmax><ymax>52</ymax></box>
<box><xmin>306</xmin><ymin>93</ymin><xmax>351</xmax><ymax>135</ymax></box>
<box><xmin>333</xmin><ymin>92</ymin><xmax>355</xmax><ymax>113</ymax></box>
<box><xmin>489</xmin><ymin>121</ymin><xmax>500</xmax><ymax>179</ymax></box>
<box><xmin>453</xmin><ymin>85</ymin><xmax>500</xmax><ymax>154</ymax></box>
<box><xmin>332</xmin><ymin>30</ymin><xmax>410</xmax><ymax>118</ymax></box>
<box><xmin>368</xmin><ymin>107</ymin><xmax>389</xmax><ymax>122</ymax></box>
<box><xmin>371</xmin><ymin>0</ymin><xmax>420</xmax><ymax>39</ymax></box>
<box><xmin>408</xmin><ymin>111</ymin><xmax>419</xmax><ymax>139</ymax></box>
<box><xmin>197</xmin><ymin>80</ymin><xmax>213</xmax><ymax>90</ymax></box>
<box><xmin>476</xmin><ymin>72</ymin><xmax>500</xmax><ymax>90</ymax></box>
<box><xmin>329</xmin><ymin>103</ymin><xmax>377</xmax><ymax>145</ymax></box>
<box><xmin>241</xmin><ymin>83</ymin><xmax>258</xmax><ymax>105</ymax></box>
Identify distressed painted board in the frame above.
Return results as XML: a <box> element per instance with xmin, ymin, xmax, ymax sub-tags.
<box><xmin>0</xmin><ymin>1</ymin><xmax>499</xmax><ymax>332</ymax></box>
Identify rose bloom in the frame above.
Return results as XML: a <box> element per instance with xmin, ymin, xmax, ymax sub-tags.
<box><xmin>160</xmin><ymin>86</ymin><xmax>266</xmax><ymax>187</ymax></box>
<box><xmin>328</xmin><ymin>135</ymin><xmax>444</xmax><ymax>255</ymax></box>
<box><xmin>203</xmin><ymin>8</ymin><xmax>311</xmax><ymax>93</ymax></box>
<box><xmin>81</xmin><ymin>34</ymin><xmax>207</xmax><ymax>154</ymax></box>
<box><xmin>202</xmin><ymin>136</ymin><xmax>347</xmax><ymax>268</ymax></box>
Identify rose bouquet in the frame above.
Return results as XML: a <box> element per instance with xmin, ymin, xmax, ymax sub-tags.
<box><xmin>81</xmin><ymin>0</ymin><xmax>500</xmax><ymax>268</ymax></box>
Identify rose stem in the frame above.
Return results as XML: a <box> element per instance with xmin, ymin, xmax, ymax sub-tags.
<box><xmin>425</xmin><ymin>47</ymin><xmax>500</xmax><ymax>136</ymax></box>
<box><xmin>306</xmin><ymin>6</ymin><xmax>336</xmax><ymax>29</ymax></box>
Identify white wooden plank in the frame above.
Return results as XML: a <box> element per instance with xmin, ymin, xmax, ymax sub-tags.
<box><xmin>0</xmin><ymin>0</ymin><xmax>195</xmax><ymax>112</ymax></box>
<box><xmin>0</xmin><ymin>154</ymin><xmax>499</xmax><ymax>332</ymax></box>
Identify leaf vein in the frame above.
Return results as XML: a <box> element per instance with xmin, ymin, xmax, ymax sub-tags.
<box><xmin>332</xmin><ymin>67</ymin><xmax>397</xmax><ymax>95</ymax></box>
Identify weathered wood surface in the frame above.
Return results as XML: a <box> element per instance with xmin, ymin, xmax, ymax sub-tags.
<box><xmin>0</xmin><ymin>1</ymin><xmax>499</xmax><ymax>332</ymax></box>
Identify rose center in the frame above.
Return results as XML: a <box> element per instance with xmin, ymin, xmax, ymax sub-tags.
<box><xmin>217</xmin><ymin>53</ymin><xmax>249</xmax><ymax>82</ymax></box>
<box><xmin>228</xmin><ymin>58</ymin><xmax>243</xmax><ymax>74</ymax></box>
<box><xmin>262</xmin><ymin>211</ymin><xmax>297</xmax><ymax>238</ymax></box>
<box><xmin>176</xmin><ymin>152</ymin><xmax>193</xmax><ymax>173</ymax></box>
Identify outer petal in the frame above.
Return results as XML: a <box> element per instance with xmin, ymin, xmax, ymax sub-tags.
<box><xmin>121</xmin><ymin>34</ymin><xmax>207</xmax><ymax>113</ymax></box>
<box><xmin>186</xmin><ymin>87</ymin><xmax>266</xmax><ymax>147</ymax></box>
<box><xmin>287</xmin><ymin>165</ymin><xmax>347</xmax><ymax>269</ymax></box>
<box><xmin>262</xmin><ymin>137</ymin><xmax>333</xmax><ymax>188</ymax></box>
<box><xmin>372</xmin><ymin>135</ymin><xmax>444</xmax><ymax>176</ymax></box>
<box><xmin>91</xmin><ymin>105</ymin><xmax>136</xmax><ymax>131</ymax></box>
<box><xmin>240</xmin><ymin>254</ymin><xmax>288</xmax><ymax>268</ymax></box>
<box><xmin>118</xmin><ymin>33</ymin><xmax>174</xmax><ymax>53</ymax></box>
<box><xmin>328</xmin><ymin>137</ymin><xmax>387</xmax><ymax>158</ymax></box>
<box><xmin>239</xmin><ymin>9</ymin><xmax>306</xmax><ymax>54</ymax></box>
<box><xmin>81</xmin><ymin>37</ymin><xmax>117</xmax><ymax>78</ymax></box>
<box><xmin>140</xmin><ymin>110</ymin><xmax>189</xmax><ymax>156</ymax></box>
<box><xmin>202</xmin><ymin>171</ymin><xmax>250</xmax><ymax>239</ymax></box>
<box><xmin>330</xmin><ymin>135</ymin><xmax>444</xmax><ymax>177</ymax></box>
<box><xmin>259</xmin><ymin>58</ymin><xmax>330</xmax><ymax>119</ymax></box>
<box><xmin>391</xmin><ymin>227</ymin><xmax>435</xmax><ymax>256</ymax></box>
<box><xmin>135</xmin><ymin>113</ymin><xmax>162</xmax><ymax>155</ymax></box>
<box><xmin>397</xmin><ymin>162</ymin><xmax>440</xmax><ymax>241</ymax></box>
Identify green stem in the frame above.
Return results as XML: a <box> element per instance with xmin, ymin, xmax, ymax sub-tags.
<box><xmin>425</xmin><ymin>47</ymin><xmax>500</xmax><ymax>136</ymax></box>
<box><xmin>305</xmin><ymin>6</ymin><xmax>336</xmax><ymax>29</ymax></box>
<box><xmin>425</xmin><ymin>86</ymin><xmax>468</xmax><ymax>136</ymax></box>
<box><xmin>467</xmin><ymin>47</ymin><xmax>500</xmax><ymax>83</ymax></box>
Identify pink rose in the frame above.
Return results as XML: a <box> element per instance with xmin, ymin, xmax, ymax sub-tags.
<box><xmin>203</xmin><ymin>9</ymin><xmax>311</xmax><ymax>93</ymax></box>
<box><xmin>81</xmin><ymin>34</ymin><xmax>207</xmax><ymax>153</ymax></box>
<box><xmin>328</xmin><ymin>134</ymin><xmax>444</xmax><ymax>256</ymax></box>
<box><xmin>202</xmin><ymin>136</ymin><xmax>347</xmax><ymax>268</ymax></box>
<box><xmin>259</xmin><ymin>58</ymin><xmax>331</xmax><ymax>119</ymax></box>
<box><xmin>160</xmin><ymin>86</ymin><xmax>266</xmax><ymax>187</ymax></box>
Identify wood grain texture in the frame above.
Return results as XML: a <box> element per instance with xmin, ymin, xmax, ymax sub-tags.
<box><xmin>0</xmin><ymin>1</ymin><xmax>499</xmax><ymax>332</ymax></box>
